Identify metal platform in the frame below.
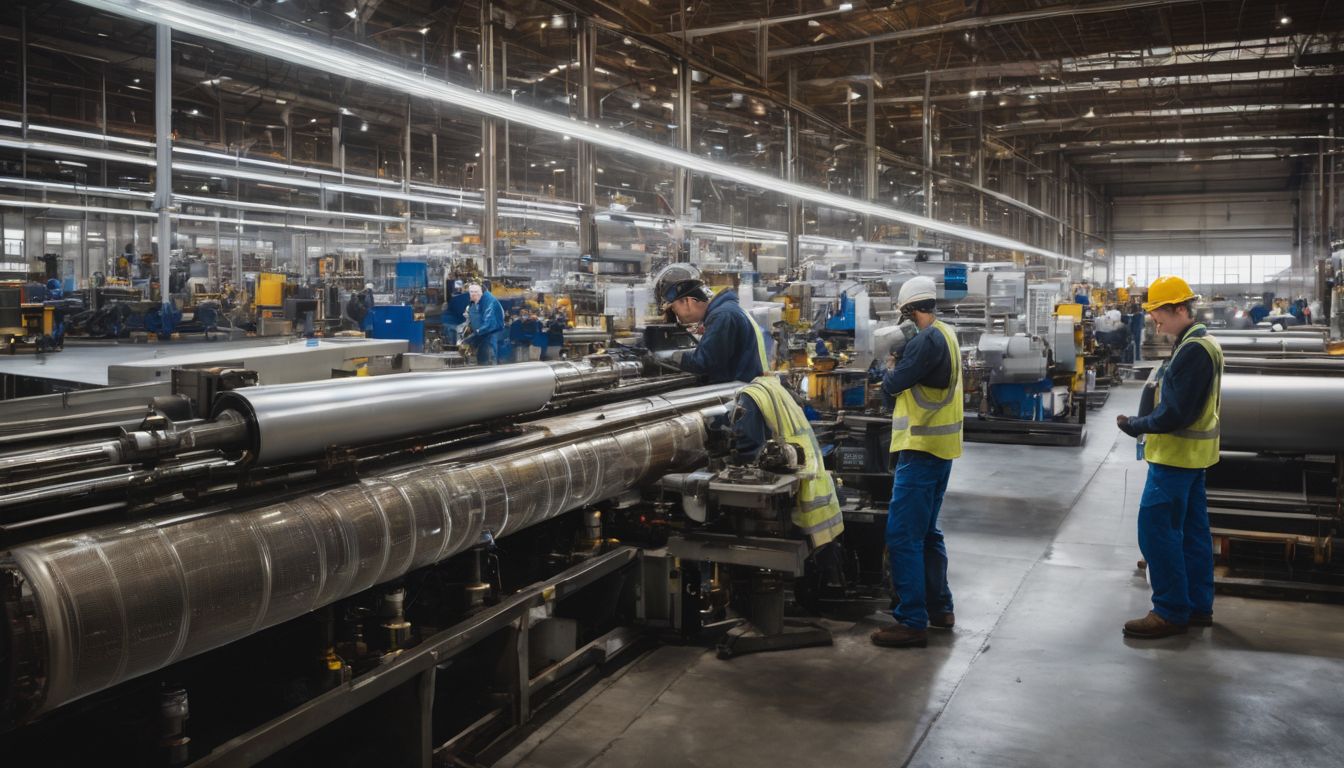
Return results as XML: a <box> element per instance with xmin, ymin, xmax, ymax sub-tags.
<box><xmin>963</xmin><ymin>416</ymin><xmax>1087</xmax><ymax>447</ymax></box>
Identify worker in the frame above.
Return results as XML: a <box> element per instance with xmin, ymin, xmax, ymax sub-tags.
<box><xmin>344</xmin><ymin>289</ymin><xmax>368</xmax><ymax>331</ymax></box>
<box><xmin>1116</xmin><ymin>275</ymin><xmax>1223</xmax><ymax>639</ymax></box>
<box><xmin>871</xmin><ymin>276</ymin><xmax>961</xmax><ymax>649</ymax></box>
<box><xmin>441</xmin><ymin>280</ymin><xmax>470</xmax><ymax>346</ymax></box>
<box><xmin>540</xmin><ymin>311</ymin><xmax>566</xmax><ymax>361</ymax></box>
<box><xmin>359</xmin><ymin>283</ymin><xmax>376</xmax><ymax>333</ymax></box>
<box><xmin>661</xmin><ymin>279</ymin><xmax>767</xmax><ymax>384</ymax></box>
<box><xmin>1125</xmin><ymin>299</ymin><xmax>1145</xmax><ymax>362</ymax></box>
<box><xmin>462</xmin><ymin>282</ymin><xmax>505</xmax><ymax>366</ymax></box>
<box><xmin>731</xmin><ymin>373</ymin><xmax>844</xmax><ymax>551</ymax></box>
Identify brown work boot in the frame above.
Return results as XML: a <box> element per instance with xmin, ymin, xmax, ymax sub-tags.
<box><xmin>1123</xmin><ymin>611</ymin><xmax>1188</xmax><ymax>639</ymax></box>
<box><xmin>871</xmin><ymin>624</ymin><xmax>928</xmax><ymax>648</ymax></box>
<box><xmin>1188</xmin><ymin>612</ymin><xmax>1214</xmax><ymax>627</ymax></box>
<box><xmin>929</xmin><ymin>612</ymin><xmax>955</xmax><ymax>629</ymax></box>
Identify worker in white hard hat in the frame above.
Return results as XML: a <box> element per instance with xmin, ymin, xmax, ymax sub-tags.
<box><xmin>871</xmin><ymin>275</ymin><xmax>962</xmax><ymax>650</ymax></box>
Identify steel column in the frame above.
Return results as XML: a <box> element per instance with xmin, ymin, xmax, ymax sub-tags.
<box><xmin>154</xmin><ymin>24</ymin><xmax>173</xmax><ymax>312</ymax></box>
<box><xmin>479</xmin><ymin>0</ymin><xmax>497</xmax><ymax>274</ymax></box>
<box><xmin>864</xmin><ymin>44</ymin><xmax>877</xmax><ymax>241</ymax></box>
<box><xmin>674</xmin><ymin>62</ymin><xmax>693</xmax><ymax>218</ymax></box>
<box><xmin>922</xmin><ymin>72</ymin><xmax>935</xmax><ymax>221</ymax></box>
<box><xmin>577</xmin><ymin>19</ymin><xmax>597</xmax><ymax>258</ymax></box>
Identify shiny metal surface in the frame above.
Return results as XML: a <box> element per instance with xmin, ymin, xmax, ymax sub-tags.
<box><xmin>1211</xmin><ymin>335</ymin><xmax>1326</xmax><ymax>354</ymax></box>
<box><xmin>214</xmin><ymin>363</ymin><xmax>561</xmax><ymax>464</ymax></box>
<box><xmin>1212</xmin><ymin>329</ymin><xmax>1327</xmax><ymax>339</ymax></box>
<box><xmin>2</xmin><ymin>385</ymin><xmax>737</xmax><ymax>722</ymax></box>
<box><xmin>1220</xmin><ymin>373</ymin><xmax>1344</xmax><ymax>453</ymax></box>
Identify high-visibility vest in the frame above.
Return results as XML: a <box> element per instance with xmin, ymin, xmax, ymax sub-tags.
<box><xmin>746</xmin><ymin>313</ymin><xmax>770</xmax><ymax>372</ymax></box>
<box><xmin>1144</xmin><ymin>325</ymin><xmax>1223</xmax><ymax>469</ymax></box>
<box><xmin>739</xmin><ymin>376</ymin><xmax>845</xmax><ymax>549</ymax></box>
<box><xmin>889</xmin><ymin>320</ymin><xmax>963</xmax><ymax>460</ymax></box>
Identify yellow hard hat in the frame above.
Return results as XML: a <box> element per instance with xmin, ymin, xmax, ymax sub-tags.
<box><xmin>1141</xmin><ymin>275</ymin><xmax>1198</xmax><ymax>312</ymax></box>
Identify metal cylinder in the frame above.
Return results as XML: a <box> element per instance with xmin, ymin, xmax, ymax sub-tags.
<box><xmin>1211</xmin><ymin>329</ymin><xmax>1327</xmax><ymax>339</ymax></box>
<box><xmin>1</xmin><ymin>384</ymin><xmax>737</xmax><ymax>724</ymax></box>
<box><xmin>1211</xmin><ymin>335</ymin><xmax>1326</xmax><ymax>354</ymax></box>
<box><xmin>1220</xmin><ymin>373</ymin><xmax>1344</xmax><ymax>453</ymax></box>
<box><xmin>213</xmin><ymin>363</ymin><xmax>563</xmax><ymax>465</ymax></box>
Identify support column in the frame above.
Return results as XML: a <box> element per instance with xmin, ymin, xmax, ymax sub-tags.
<box><xmin>975</xmin><ymin>108</ymin><xmax>985</xmax><ymax>251</ymax></box>
<box><xmin>479</xmin><ymin>0</ymin><xmax>498</xmax><ymax>275</ymax></box>
<box><xmin>864</xmin><ymin>44</ymin><xmax>877</xmax><ymax>242</ymax></box>
<box><xmin>577</xmin><ymin>19</ymin><xmax>597</xmax><ymax>258</ymax></box>
<box><xmin>674</xmin><ymin>62</ymin><xmax>693</xmax><ymax>219</ymax></box>
<box><xmin>155</xmin><ymin>24</ymin><xmax>173</xmax><ymax>312</ymax></box>
<box><xmin>786</xmin><ymin>63</ymin><xmax>800</xmax><ymax>272</ymax></box>
<box><xmin>20</xmin><ymin>6</ymin><xmax>28</xmax><ymax>180</ymax></box>
<box><xmin>921</xmin><ymin>72</ymin><xmax>935</xmax><ymax>223</ymax></box>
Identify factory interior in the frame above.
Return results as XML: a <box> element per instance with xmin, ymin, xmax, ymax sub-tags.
<box><xmin>3</xmin><ymin>0</ymin><xmax>1344</xmax><ymax>765</ymax></box>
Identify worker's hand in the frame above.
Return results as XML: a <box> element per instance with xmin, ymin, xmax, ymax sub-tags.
<box><xmin>1116</xmin><ymin>414</ymin><xmax>1138</xmax><ymax>437</ymax></box>
<box><xmin>886</xmin><ymin>354</ymin><xmax>897</xmax><ymax>370</ymax></box>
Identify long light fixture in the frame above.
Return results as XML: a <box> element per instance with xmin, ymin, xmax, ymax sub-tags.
<box><xmin>0</xmin><ymin>198</ymin><xmax>377</xmax><ymax>236</ymax></box>
<box><xmin>70</xmin><ymin>0</ymin><xmax>1078</xmax><ymax>264</ymax></box>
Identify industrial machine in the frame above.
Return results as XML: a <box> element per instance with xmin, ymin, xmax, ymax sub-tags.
<box><xmin>0</xmin><ymin>353</ymin><xmax>846</xmax><ymax>765</ymax></box>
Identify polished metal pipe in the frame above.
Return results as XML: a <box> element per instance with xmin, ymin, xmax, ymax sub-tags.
<box><xmin>1212</xmin><ymin>329</ymin><xmax>1327</xmax><ymax>339</ymax></box>
<box><xmin>1</xmin><ymin>384</ymin><xmax>738</xmax><ymax>724</ymax></box>
<box><xmin>214</xmin><ymin>363</ymin><xmax>559</xmax><ymax>464</ymax></box>
<box><xmin>1212</xmin><ymin>335</ymin><xmax>1326</xmax><ymax>354</ymax></box>
<box><xmin>1220</xmin><ymin>373</ymin><xmax>1344</xmax><ymax>453</ymax></box>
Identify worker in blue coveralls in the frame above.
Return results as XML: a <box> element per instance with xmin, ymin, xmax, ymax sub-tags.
<box><xmin>661</xmin><ymin>279</ymin><xmax>768</xmax><ymax>385</ymax></box>
<box><xmin>870</xmin><ymin>276</ymin><xmax>961</xmax><ymax>650</ymax></box>
<box><xmin>1116</xmin><ymin>275</ymin><xmax>1223</xmax><ymax>639</ymax></box>
<box><xmin>462</xmin><ymin>282</ymin><xmax>505</xmax><ymax>366</ymax></box>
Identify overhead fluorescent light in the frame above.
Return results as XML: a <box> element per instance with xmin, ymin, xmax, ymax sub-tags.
<box><xmin>70</xmin><ymin>0</ymin><xmax>1079</xmax><ymax>263</ymax></box>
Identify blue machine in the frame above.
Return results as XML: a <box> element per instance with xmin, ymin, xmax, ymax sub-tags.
<box><xmin>988</xmin><ymin>379</ymin><xmax>1055</xmax><ymax>421</ymax></box>
<box><xmin>369</xmin><ymin>304</ymin><xmax>425</xmax><ymax>353</ymax></box>
<box><xmin>942</xmin><ymin>264</ymin><xmax>968</xmax><ymax>300</ymax></box>
<box><xmin>824</xmin><ymin>292</ymin><xmax>856</xmax><ymax>332</ymax></box>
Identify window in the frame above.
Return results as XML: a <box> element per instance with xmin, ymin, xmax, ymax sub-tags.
<box><xmin>1112</xmin><ymin>254</ymin><xmax>1293</xmax><ymax>287</ymax></box>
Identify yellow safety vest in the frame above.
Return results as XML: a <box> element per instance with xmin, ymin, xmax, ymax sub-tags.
<box><xmin>1144</xmin><ymin>325</ymin><xmax>1223</xmax><ymax>469</ymax></box>
<box><xmin>739</xmin><ymin>375</ymin><xmax>845</xmax><ymax>549</ymax></box>
<box><xmin>889</xmin><ymin>320</ymin><xmax>963</xmax><ymax>460</ymax></box>
<box><xmin>746</xmin><ymin>313</ymin><xmax>770</xmax><ymax>373</ymax></box>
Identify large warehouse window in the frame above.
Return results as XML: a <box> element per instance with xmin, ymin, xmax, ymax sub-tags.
<box><xmin>1112</xmin><ymin>254</ymin><xmax>1291</xmax><ymax>287</ymax></box>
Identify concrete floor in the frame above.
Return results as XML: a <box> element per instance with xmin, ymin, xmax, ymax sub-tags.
<box><xmin>501</xmin><ymin>382</ymin><xmax>1344</xmax><ymax>768</ymax></box>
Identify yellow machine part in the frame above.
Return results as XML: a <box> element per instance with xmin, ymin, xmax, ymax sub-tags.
<box><xmin>256</xmin><ymin>272</ymin><xmax>286</xmax><ymax>307</ymax></box>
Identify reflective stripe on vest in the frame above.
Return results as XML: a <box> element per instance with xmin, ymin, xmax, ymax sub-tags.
<box><xmin>739</xmin><ymin>376</ymin><xmax>845</xmax><ymax>549</ymax></box>
<box><xmin>747</xmin><ymin>314</ymin><xmax>770</xmax><ymax>373</ymax></box>
<box><xmin>1144</xmin><ymin>325</ymin><xmax>1223</xmax><ymax>470</ymax></box>
<box><xmin>889</xmin><ymin>320</ymin><xmax>964</xmax><ymax>460</ymax></box>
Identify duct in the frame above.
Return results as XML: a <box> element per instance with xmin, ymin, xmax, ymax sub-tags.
<box><xmin>1220</xmin><ymin>374</ymin><xmax>1344</xmax><ymax>453</ymax></box>
<box><xmin>1</xmin><ymin>384</ymin><xmax>738</xmax><ymax>725</ymax></box>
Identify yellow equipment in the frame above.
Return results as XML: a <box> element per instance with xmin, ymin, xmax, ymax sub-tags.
<box><xmin>255</xmin><ymin>272</ymin><xmax>286</xmax><ymax>307</ymax></box>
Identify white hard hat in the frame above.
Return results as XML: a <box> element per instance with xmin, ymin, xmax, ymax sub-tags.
<box><xmin>364</xmin><ymin>282</ymin><xmax>374</xmax><ymax>290</ymax></box>
<box><xmin>897</xmin><ymin>276</ymin><xmax>937</xmax><ymax>310</ymax></box>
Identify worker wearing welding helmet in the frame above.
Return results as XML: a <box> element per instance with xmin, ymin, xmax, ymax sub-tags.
<box><xmin>1116</xmin><ymin>275</ymin><xmax>1223</xmax><ymax>639</ymax></box>
<box><xmin>871</xmin><ymin>275</ymin><xmax>961</xmax><ymax>650</ymax></box>
<box><xmin>661</xmin><ymin>279</ymin><xmax>768</xmax><ymax>384</ymax></box>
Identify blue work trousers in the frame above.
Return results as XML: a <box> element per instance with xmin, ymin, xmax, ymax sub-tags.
<box><xmin>1138</xmin><ymin>463</ymin><xmax>1214</xmax><ymax>624</ymax></box>
<box><xmin>473</xmin><ymin>333</ymin><xmax>499</xmax><ymax>366</ymax></box>
<box><xmin>886</xmin><ymin>450</ymin><xmax>954</xmax><ymax>629</ymax></box>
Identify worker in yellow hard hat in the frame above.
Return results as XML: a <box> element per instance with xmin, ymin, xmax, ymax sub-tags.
<box><xmin>1115</xmin><ymin>275</ymin><xmax>1224</xmax><ymax>639</ymax></box>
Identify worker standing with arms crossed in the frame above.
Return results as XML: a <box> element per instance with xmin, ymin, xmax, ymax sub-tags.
<box><xmin>871</xmin><ymin>276</ymin><xmax>961</xmax><ymax>649</ymax></box>
<box><xmin>661</xmin><ymin>279</ymin><xmax>768</xmax><ymax>385</ymax></box>
<box><xmin>1116</xmin><ymin>275</ymin><xmax>1223</xmax><ymax>639</ymax></box>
